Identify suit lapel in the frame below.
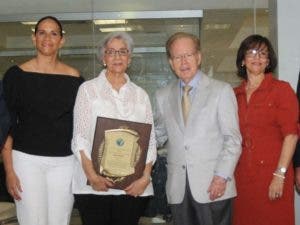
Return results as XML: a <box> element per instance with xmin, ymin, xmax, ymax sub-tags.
<box><xmin>186</xmin><ymin>73</ymin><xmax>210</xmax><ymax>127</ymax></box>
<box><xmin>167</xmin><ymin>73</ymin><xmax>211</xmax><ymax>131</ymax></box>
<box><xmin>168</xmin><ymin>80</ymin><xmax>185</xmax><ymax>131</ymax></box>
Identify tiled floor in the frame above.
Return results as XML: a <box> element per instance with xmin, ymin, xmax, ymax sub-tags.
<box><xmin>139</xmin><ymin>216</ymin><xmax>173</xmax><ymax>225</ymax></box>
<box><xmin>2</xmin><ymin>216</ymin><xmax>173</xmax><ymax>225</ymax></box>
<box><xmin>0</xmin><ymin>206</ymin><xmax>173</xmax><ymax>225</ymax></box>
<box><xmin>70</xmin><ymin>210</ymin><xmax>173</xmax><ymax>225</ymax></box>
<box><xmin>70</xmin><ymin>217</ymin><xmax>173</xmax><ymax>225</ymax></box>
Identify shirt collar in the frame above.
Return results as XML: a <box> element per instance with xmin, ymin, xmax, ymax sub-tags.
<box><xmin>180</xmin><ymin>70</ymin><xmax>201</xmax><ymax>90</ymax></box>
<box><xmin>98</xmin><ymin>69</ymin><xmax>130</xmax><ymax>87</ymax></box>
<box><xmin>235</xmin><ymin>73</ymin><xmax>275</xmax><ymax>95</ymax></box>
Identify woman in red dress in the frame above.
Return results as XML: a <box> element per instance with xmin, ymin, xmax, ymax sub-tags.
<box><xmin>233</xmin><ymin>34</ymin><xmax>298</xmax><ymax>225</ymax></box>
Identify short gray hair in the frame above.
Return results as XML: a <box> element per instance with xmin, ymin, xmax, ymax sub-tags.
<box><xmin>97</xmin><ymin>31</ymin><xmax>134</xmax><ymax>62</ymax></box>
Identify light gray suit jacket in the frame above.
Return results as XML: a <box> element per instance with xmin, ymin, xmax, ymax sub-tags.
<box><xmin>155</xmin><ymin>71</ymin><xmax>242</xmax><ymax>204</ymax></box>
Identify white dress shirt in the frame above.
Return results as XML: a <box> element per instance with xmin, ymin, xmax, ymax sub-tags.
<box><xmin>71</xmin><ymin>69</ymin><xmax>157</xmax><ymax>196</ymax></box>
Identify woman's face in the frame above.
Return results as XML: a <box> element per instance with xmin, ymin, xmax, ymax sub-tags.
<box><xmin>103</xmin><ymin>38</ymin><xmax>131</xmax><ymax>75</ymax></box>
<box><xmin>243</xmin><ymin>44</ymin><xmax>269</xmax><ymax>76</ymax></box>
<box><xmin>32</xmin><ymin>19</ymin><xmax>64</xmax><ymax>57</ymax></box>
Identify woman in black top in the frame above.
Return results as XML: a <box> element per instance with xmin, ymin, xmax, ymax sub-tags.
<box><xmin>2</xmin><ymin>16</ymin><xmax>83</xmax><ymax>225</ymax></box>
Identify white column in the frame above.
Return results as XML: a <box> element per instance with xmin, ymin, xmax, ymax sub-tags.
<box><xmin>275</xmin><ymin>0</ymin><xmax>300</xmax><ymax>86</ymax></box>
<box><xmin>270</xmin><ymin>0</ymin><xmax>300</xmax><ymax>224</ymax></box>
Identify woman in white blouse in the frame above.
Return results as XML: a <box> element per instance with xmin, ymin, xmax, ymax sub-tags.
<box><xmin>71</xmin><ymin>31</ymin><xmax>157</xmax><ymax>225</ymax></box>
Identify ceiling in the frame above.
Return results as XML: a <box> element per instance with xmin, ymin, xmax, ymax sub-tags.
<box><xmin>0</xmin><ymin>0</ymin><xmax>268</xmax><ymax>20</ymax></box>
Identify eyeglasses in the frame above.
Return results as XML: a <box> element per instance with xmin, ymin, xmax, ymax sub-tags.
<box><xmin>245</xmin><ymin>49</ymin><xmax>268</xmax><ymax>59</ymax></box>
<box><xmin>105</xmin><ymin>48</ymin><xmax>129</xmax><ymax>57</ymax></box>
<box><xmin>171</xmin><ymin>52</ymin><xmax>197</xmax><ymax>62</ymax></box>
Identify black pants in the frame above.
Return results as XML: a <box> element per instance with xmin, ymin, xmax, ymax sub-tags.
<box><xmin>170</xmin><ymin>181</ymin><xmax>232</xmax><ymax>225</ymax></box>
<box><xmin>74</xmin><ymin>194</ymin><xmax>150</xmax><ymax>225</ymax></box>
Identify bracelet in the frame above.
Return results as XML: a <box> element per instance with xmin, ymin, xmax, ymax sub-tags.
<box><xmin>273</xmin><ymin>172</ymin><xmax>285</xmax><ymax>179</ymax></box>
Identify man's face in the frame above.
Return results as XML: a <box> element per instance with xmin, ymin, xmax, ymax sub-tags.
<box><xmin>168</xmin><ymin>37</ymin><xmax>201</xmax><ymax>84</ymax></box>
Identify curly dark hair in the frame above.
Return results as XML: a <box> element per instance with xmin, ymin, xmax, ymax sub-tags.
<box><xmin>236</xmin><ymin>34</ymin><xmax>277</xmax><ymax>79</ymax></box>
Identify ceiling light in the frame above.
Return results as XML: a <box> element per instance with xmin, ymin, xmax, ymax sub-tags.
<box><xmin>94</xmin><ymin>20</ymin><xmax>126</xmax><ymax>25</ymax></box>
<box><xmin>99</xmin><ymin>27</ymin><xmax>132</xmax><ymax>32</ymax></box>
<box><xmin>204</xmin><ymin>24</ymin><xmax>231</xmax><ymax>30</ymax></box>
<box><xmin>21</xmin><ymin>21</ymin><xmax>37</xmax><ymax>25</ymax></box>
<box><xmin>30</xmin><ymin>28</ymin><xmax>66</xmax><ymax>34</ymax></box>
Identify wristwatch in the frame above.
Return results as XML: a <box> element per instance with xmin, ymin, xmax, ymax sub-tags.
<box><xmin>275</xmin><ymin>167</ymin><xmax>287</xmax><ymax>174</ymax></box>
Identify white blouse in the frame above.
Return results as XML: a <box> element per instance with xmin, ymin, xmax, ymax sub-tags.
<box><xmin>71</xmin><ymin>69</ymin><xmax>157</xmax><ymax>196</ymax></box>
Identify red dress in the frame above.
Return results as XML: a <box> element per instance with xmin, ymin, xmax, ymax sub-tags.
<box><xmin>233</xmin><ymin>74</ymin><xmax>298</xmax><ymax>225</ymax></box>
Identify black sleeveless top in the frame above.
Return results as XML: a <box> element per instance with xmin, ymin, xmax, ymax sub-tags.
<box><xmin>3</xmin><ymin>65</ymin><xmax>84</xmax><ymax>156</ymax></box>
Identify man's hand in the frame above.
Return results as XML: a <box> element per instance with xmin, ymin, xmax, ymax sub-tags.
<box><xmin>207</xmin><ymin>175</ymin><xmax>227</xmax><ymax>201</ymax></box>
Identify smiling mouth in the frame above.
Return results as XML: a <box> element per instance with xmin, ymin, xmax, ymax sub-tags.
<box><xmin>113</xmin><ymin>62</ymin><xmax>123</xmax><ymax>66</ymax></box>
<box><xmin>180</xmin><ymin>67</ymin><xmax>190</xmax><ymax>72</ymax></box>
<box><xmin>41</xmin><ymin>43</ymin><xmax>53</xmax><ymax>47</ymax></box>
<box><xmin>251</xmin><ymin>62</ymin><xmax>263</xmax><ymax>66</ymax></box>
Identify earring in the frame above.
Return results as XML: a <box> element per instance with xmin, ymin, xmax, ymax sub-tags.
<box><xmin>103</xmin><ymin>63</ymin><xmax>106</xmax><ymax>67</ymax></box>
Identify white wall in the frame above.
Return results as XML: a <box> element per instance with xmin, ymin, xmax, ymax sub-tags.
<box><xmin>276</xmin><ymin>0</ymin><xmax>300</xmax><ymax>87</ymax></box>
<box><xmin>275</xmin><ymin>0</ymin><xmax>300</xmax><ymax>224</ymax></box>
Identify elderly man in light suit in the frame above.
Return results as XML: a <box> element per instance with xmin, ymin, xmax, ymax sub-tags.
<box><xmin>155</xmin><ymin>32</ymin><xmax>242</xmax><ymax>225</ymax></box>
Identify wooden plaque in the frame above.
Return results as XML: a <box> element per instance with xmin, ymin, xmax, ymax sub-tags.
<box><xmin>90</xmin><ymin>116</ymin><xmax>152</xmax><ymax>190</ymax></box>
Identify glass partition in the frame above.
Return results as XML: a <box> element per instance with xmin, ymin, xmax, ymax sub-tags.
<box><xmin>0</xmin><ymin>13</ymin><xmax>203</xmax><ymax>105</ymax></box>
<box><xmin>0</xmin><ymin>7</ymin><xmax>271</xmax><ymax>156</ymax></box>
<box><xmin>0</xmin><ymin>3</ymin><xmax>271</xmax><ymax>224</ymax></box>
<box><xmin>201</xmin><ymin>8</ymin><xmax>269</xmax><ymax>87</ymax></box>
<box><xmin>0</xmin><ymin>8</ymin><xmax>270</xmax><ymax>89</ymax></box>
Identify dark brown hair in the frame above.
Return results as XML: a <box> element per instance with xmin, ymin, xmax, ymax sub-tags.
<box><xmin>34</xmin><ymin>16</ymin><xmax>63</xmax><ymax>37</ymax></box>
<box><xmin>236</xmin><ymin>34</ymin><xmax>277</xmax><ymax>79</ymax></box>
